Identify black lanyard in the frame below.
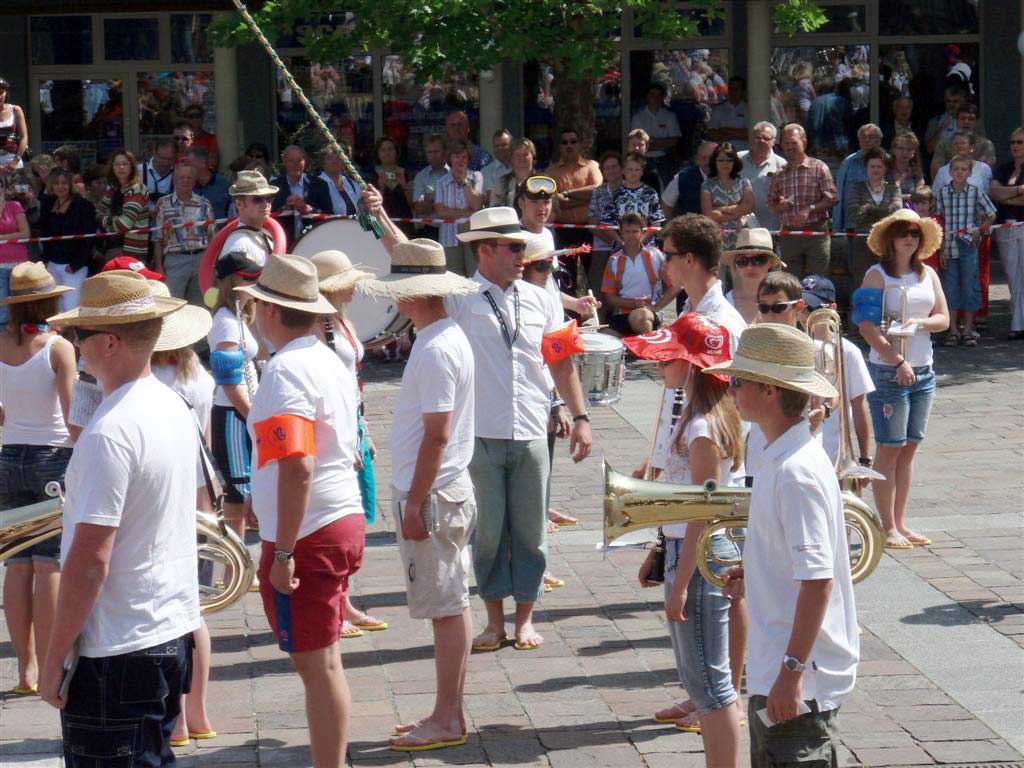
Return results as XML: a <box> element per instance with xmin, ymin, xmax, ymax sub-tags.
<box><xmin>483</xmin><ymin>286</ymin><xmax>521</xmax><ymax>353</ymax></box>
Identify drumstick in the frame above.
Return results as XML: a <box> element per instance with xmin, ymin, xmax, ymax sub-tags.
<box><xmin>643</xmin><ymin>385</ymin><xmax>671</xmax><ymax>480</ymax></box>
<box><xmin>583</xmin><ymin>289</ymin><xmax>600</xmax><ymax>327</ymax></box>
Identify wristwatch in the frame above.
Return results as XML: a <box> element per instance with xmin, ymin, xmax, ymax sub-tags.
<box><xmin>273</xmin><ymin>549</ymin><xmax>293</xmax><ymax>563</ymax></box>
<box><xmin>573</xmin><ymin>413</ymin><xmax>591</xmax><ymax>423</ymax></box>
<box><xmin>782</xmin><ymin>655</ymin><xmax>806</xmax><ymax>672</ymax></box>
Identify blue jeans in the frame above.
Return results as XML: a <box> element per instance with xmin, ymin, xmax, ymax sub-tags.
<box><xmin>867</xmin><ymin>363</ymin><xmax>935</xmax><ymax>447</ymax></box>
<box><xmin>942</xmin><ymin>243</ymin><xmax>982</xmax><ymax>312</ymax></box>
<box><xmin>0</xmin><ymin>444</ymin><xmax>71</xmax><ymax>564</ymax></box>
<box><xmin>664</xmin><ymin>535</ymin><xmax>741</xmax><ymax>715</ymax></box>
<box><xmin>0</xmin><ymin>264</ymin><xmax>14</xmax><ymax>326</ymax></box>
<box><xmin>61</xmin><ymin>634</ymin><xmax>193</xmax><ymax>767</ymax></box>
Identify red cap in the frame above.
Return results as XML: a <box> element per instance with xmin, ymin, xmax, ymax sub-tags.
<box><xmin>622</xmin><ymin>312</ymin><xmax>731</xmax><ymax>383</ymax></box>
<box><xmin>102</xmin><ymin>257</ymin><xmax>165</xmax><ymax>281</ymax></box>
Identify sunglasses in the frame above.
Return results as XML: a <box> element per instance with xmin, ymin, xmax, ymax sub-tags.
<box><xmin>1011</xmin><ymin>140</ymin><xmax>1024</xmax><ymax>146</ymax></box>
<box><xmin>892</xmin><ymin>227</ymin><xmax>922</xmax><ymax>239</ymax></box>
<box><xmin>246</xmin><ymin>196</ymin><xmax>274</xmax><ymax>205</ymax></box>
<box><xmin>524</xmin><ymin>175</ymin><xmax>557</xmax><ymax>197</ymax></box>
<box><xmin>527</xmin><ymin>260</ymin><xmax>553</xmax><ymax>272</ymax></box>
<box><xmin>497</xmin><ymin>242</ymin><xmax>526</xmax><ymax>254</ymax></box>
<box><xmin>729</xmin><ymin>376</ymin><xmax>744</xmax><ymax>389</ymax></box>
<box><xmin>734</xmin><ymin>254</ymin><xmax>770</xmax><ymax>268</ymax></box>
<box><xmin>757</xmin><ymin>299</ymin><xmax>800</xmax><ymax>314</ymax></box>
<box><xmin>561</xmin><ymin>138</ymin><xmax>579</xmax><ymax>145</ymax></box>
<box><xmin>73</xmin><ymin>327</ymin><xmax>117</xmax><ymax>343</ymax></box>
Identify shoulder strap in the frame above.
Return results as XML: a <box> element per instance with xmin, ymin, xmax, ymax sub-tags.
<box><xmin>614</xmin><ymin>252</ymin><xmax>626</xmax><ymax>285</ymax></box>
<box><xmin>640</xmin><ymin>248</ymin><xmax>660</xmax><ymax>290</ymax></box>
<box><xmin>177</xmin><ymin>393</ymin><xmax>224</xmax><ymax>512</ymax></box>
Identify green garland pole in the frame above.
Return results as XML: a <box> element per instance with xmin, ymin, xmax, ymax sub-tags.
<box><xmin>229</xmin><ymin>0</ymin><xmax>384</xmax><ymax>238</ymax></box>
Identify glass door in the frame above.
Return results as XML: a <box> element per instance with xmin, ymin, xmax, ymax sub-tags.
<box><xmin>36</xmin><ymin>76</ymin><xmax>126</xmax><ymax>166</ymax></box>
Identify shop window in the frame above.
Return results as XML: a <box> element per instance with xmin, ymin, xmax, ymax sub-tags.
<box><xmin>628</xmin><ymin>49</ymin><xmax>731</xmax><ymax>166</ymax></box>
<box><xmin>171</xmin><ymin>14</ymin><xmax>214</xmax><ymax>64</ymax></box>
<box><xmin>104</xmin><ymin>18</ymin><xmax>159</xmax><ymax>61</ymax></box>
<box><xmin>523</xmin><ymin>63</ymin><xmax>622</xmax><ymax>167</ymax></box>
<box><xmin>769</xmin><ymin>45</ymin><xmax>871</xmax><ymax>163</ymax></box>
<box><xmin>30</xmin><ymin>16</ymin><xmax>92</xmax><ymax>66</ymax></box>
<box><xmin>275</xmin><ymin>55</ymin><xmax>374</xmax><ymax>169</ymax></box>
<box><xmin>382</xmin><ymin>55</ymin><xmax>481</xmax><ymax>172</ymax></box>
<box><xmin>138</xmin><ymin>72</ymin><xmax>215</xmax><ymax>153</ymax></box>
<box><xmin>879</xmin><ymin>0</ymin><xmax>979</xmax><ymax>35</ymax></box>
<box><xmin>38</xmin><ymin>79</ymin><xmax>123</xmax><ymax>164</ymax></box>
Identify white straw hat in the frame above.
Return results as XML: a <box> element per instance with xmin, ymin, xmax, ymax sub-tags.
<box><xmin>148</xmin><ymin>281</ymin><xmax>213</xmax><ymax>352</ymax></box>
<box><xmin>456</xmin><ymin>207</ymin><xmax>532</xmax><ymax>243</ymax></box>
<box><xmin>0</xmin><ymin>262</ymin><xmax>72</xmax><ymax>305</ymax></box>
<box><xmin>234</xmin><ymin>252</ymin><xmax>335</xmax><ymax>314</ymax></box>
<box><xmin>310</xmin><ymin>249</ymin><xmax>373</xmax><ymax>295</ymax></box>
<box><xmin>703</xmin><ymin>323</ymin><xmax>837</xmax><ymax>398</ymax></box>
<box><xmin>48</xmin><ymin>271</ymin><xmax>184</xmax><ymax>328</ymax></box>
<box><xmin>358</xmin><ymin>239</ymin><xmax>479</xmax><ymax>301</ymax></box>
<box><xmin>867</xmin><ymin>208</ymin><xmax>943</xmax><ymax>260</ymax></box>
<box><xmin>721</xmin><ymin>228</ymin><xmax>786</xmax><ymax>269</ymax></box>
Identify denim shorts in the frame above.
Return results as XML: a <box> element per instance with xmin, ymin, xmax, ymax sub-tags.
<box><xmin>664</xmin><ymin>535</ymin><xmax>741</xmax><ymax>715</ymax></box>
<box><xmin>867</xmin><ymin>363</ymin><xmax>936</xmax><ymax>447</ymax></box>
<box><xmin>0</xmin><ymin>444</ymin><xmax>71</xmax><ymax>565</ymax></box>
<box><xmin>61</xmin><ymin>634</ymin><xmax>193</xmax><ymax>768</ymax></box>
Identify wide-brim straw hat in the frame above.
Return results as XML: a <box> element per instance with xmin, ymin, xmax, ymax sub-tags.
<box><xmin>867</xmin><ymin>208</ymin><xmax>942</xmax><ymax>260</ymax></box>
<box><xmin>523</xmin><ymin>238</ymin><xmax>555</xmax><ymax>265</ymax></box>
<box><xmin>456</xmin><ymin>207</ymin><xmax>532</xmax><ymax>243</ymax></box>
<box><xmin>148</xmin><ymin>281</ymin><xmax>213</xmax><ymax>352</ymax></box>
<box><xmin>310</xmin><ymin>249</ymin><xmax>373</xmax><ymax>295</ymax></box>
<box><xmin>229</xmin><ymin>169</ymin><xmax>279</xmax><ymax>198</ymax></box>
<box><xmin>722</xmin><ymin>228</ymin><xmax>786</xmax><ymax>269</ymax></box>
<box><xmin>359</xmin><ymin>238</ymin><xmax>479</xmax><ymax>301</ymax></box>
<box><xmin>234</xmin><ymin>252</ymin><xmax>335</xmax><ymax>314</ymax></box>
<box><xmin>48</xmin><ymin>271</ymin><xmax>184</xmax><ymax>327</ymax></box>
<box><xmin>0</xmin><ymin>262</ymin><xmax>72</xmax><ymax>305</ymax></box>
<box><xmin>703</xmin><ymin>323</ymin><xmax>838</xmax><ymax>399</ymax></box>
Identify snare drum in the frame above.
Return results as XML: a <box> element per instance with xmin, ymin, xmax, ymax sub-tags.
<box><xmin>293</xmin><ymin>219</ymin><xmax>411</xmax><ymax>349</ymax></box>
<box><xmin>578</xmin><ymin>333</ymin><xmax>625</xmax><ymax>406</ymax></box>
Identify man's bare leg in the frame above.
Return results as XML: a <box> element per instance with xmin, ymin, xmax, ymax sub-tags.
<box><xmin>291</xmin><ymin>644</ymin><xmax>350</xmax><ymax>768</ymax></box>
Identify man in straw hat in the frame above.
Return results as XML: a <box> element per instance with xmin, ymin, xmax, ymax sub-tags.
<box><xmin>236</xmin><ymin>252</ymin><xmax>363</xmax><ymax>768</ymax></box>
<box><xmin>223</xmin><ymin>169</ymin><xmax>279</xmax><ymax>267</ymax></box>
<box><xmin>37</xmin><ymin>272</ymin><xmax>202</xmax><ymax>767</ymax></box>
<box><xmin>704</xmin><ymin>324</ymin><xmax>859</xmax><ymax>768</ymax></box>
<box><xmin>360</xmin><ymin>238</ymin><xmax>479</xmax><ymax>751</ymax></box>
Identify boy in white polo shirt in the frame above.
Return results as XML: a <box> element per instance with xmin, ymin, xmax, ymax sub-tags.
<box><xmin>361</xmin><ymin>238</ymin><xmax>479</xmax><ymax>752</ymax></box>
<box><xmin>706</xmin><ymin>323</ymin><xmax>859</xmax><ymax>768</ymax></box>
<box><xmin>237</xmin><ymin>253</ymin><xmax>363</xmax><ymax>768</ymax></box>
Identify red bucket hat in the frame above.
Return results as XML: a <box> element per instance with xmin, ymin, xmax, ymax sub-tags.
<box><xmin>622</xmin><ymin>312</ymin><xmax>732</xmax><ymax>383</ymax></box>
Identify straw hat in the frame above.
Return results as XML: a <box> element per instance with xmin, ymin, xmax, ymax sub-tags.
<box><xmin>703</xmin><ymin>323</ymin><xmax>837</xmax><ymax>398</ymax></box>
<box><xmin>456</xmin><ymin>207</ymin><xmax>532</xmax><ymax>243</ymax></box>
<box><xmin>310</xmin><ymin>249</ymin><xmax>373</xmax><ymax>294</ymax></box>
<box><xmin>0</xmin><ymin>262</ymin><xmax>72</xmax><ymax>305</ymax></box>
<box><xmin>721</xmin><ymin>228</ymin><xmax>786</xmax><ymax>269</ymax></box>
<box><xmin>523</xmin><ymin>238</ymin><xmax>554</xmax><ymax>265</ymax></box>
<box><xmin>148</xmin><ymin>281</ymin><xmax>213</xmax><ymax>352</ymax></box>
<box><xmin>358</xmin><ymin>239</ymin><xmax>479</xmax><ymax>301</ymax></box>
<box><xmin>866</xmin><ymin>208</ymin><xmax>942</xmax><ymax>259</ymax></box>
<box><xmin>233</xmin><ymin>252</ymin><xmax>335</xmax><ymax>314</ymax></box>
<box><xmin>228</xmin><ymin>170</ymin><xmax>279</xmax><ymax>198</ymax></box>
<box><xmin>47</xmin><ymin>271</ymin><xmax>184</xmax><ymax>327</ymax></box>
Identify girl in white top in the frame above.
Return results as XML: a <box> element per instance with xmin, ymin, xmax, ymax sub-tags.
<box><xmin>0</xmin><ymin>262</ymin><xmax>76</xmax><ymax>695</ymax></box>
<box><xmin>626</xmin><ymin>313</ymin><xmax>745</xmax><ymax>766</ymax></box>
<box><xmin>310</xmin><ymin>249</ymin><xmax>390</xmax><ymax>638</ymax></box>
<box><xmin>857</xmin><ymin>210</ymin><xmax>949</xmax><ymax>549</ymax></box>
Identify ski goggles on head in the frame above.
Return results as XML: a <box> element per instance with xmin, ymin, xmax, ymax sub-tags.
<box><xmin>521</xmin><ymin>175</ymin><xmax>558</xmax><ymax>199</ymax></box>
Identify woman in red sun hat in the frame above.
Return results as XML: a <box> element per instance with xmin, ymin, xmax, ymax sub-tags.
<box><xmin>627</xmin><ymin>312</ymin><xmax>746</xmax><ymax>767</ymax></box>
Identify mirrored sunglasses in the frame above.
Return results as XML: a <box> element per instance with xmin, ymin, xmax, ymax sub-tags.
<box><xmin>757</xmin><ymin>299</ymin><xmax>800</xmax><ymax>314</ymax></box>
<box><xmin>734</xmin><ymin>254</ymin><xmax>770</xmax><ymax>268</ymax></box>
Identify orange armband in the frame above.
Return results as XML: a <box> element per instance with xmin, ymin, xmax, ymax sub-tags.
<box><xmin>542</xmin><ymin>319</ymin><xmax>585</xmax><ymax>364</ymax></box>
<box><xmin>254</xmin><ymin>415</ymin><xmax>316</xmax><ymax>469</ymax></box>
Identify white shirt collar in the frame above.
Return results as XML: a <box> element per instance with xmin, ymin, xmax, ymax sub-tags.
<box><xmin>761</xmin><ymin>420</ymin><xmax>813</xmax><ymax>464</ymax></box>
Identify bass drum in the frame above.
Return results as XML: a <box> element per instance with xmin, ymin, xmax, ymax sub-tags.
<box><xmin>293</xmin><ymin>219</ymin><xmax>411</xmax><ymax>349</ymax></box>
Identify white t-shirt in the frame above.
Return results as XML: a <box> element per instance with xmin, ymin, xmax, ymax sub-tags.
<box><xmin>660</xmin><ymin>413</ymin><xmax>740</xmax><ymax>538</ymax></box>
<box><xmin>651</xmin><ymin>387</ymin><xmax>685</xmax><ymax>471</ymax></box>
<box><xmin>61</xmin><ymin>376</ymin><xmax>200</xmax><ymax>657</ymax></box>
<box><xmin>816</xmin><ymin>338</ymin><xmax>874</xmax><ymax>465</ymax></box>
<box><xmin>208</xmin><ymin>306</ymin><xmax>259</xmax><ymax>408</ymax></box>
<box><xmin>152</xmin><ymin>363</ymin><xmax>215</xmax><ymax>433</ymax></box>
<box><xmin>744</xmin><ymin>421</ymin><xmax>859</xmax><ymax>710</ymax></box>
<box><xmin>323</xmin><ymin>317</ymin><xmax>364</xmax><ymax>407</ymax></box>
<box><xmin>221</xmin><ymin>227</ymin><xmax>272</xmax><ymax>267</ymax></box>
<box><xmin>390</xmin><ymin>319</ymin><xmax>475</xmax><ymax>493</ymax></box>
<box><xmin>247</xmin><ymin>335</ymin><xmax>362</xmax><ymax>542</ymax></box>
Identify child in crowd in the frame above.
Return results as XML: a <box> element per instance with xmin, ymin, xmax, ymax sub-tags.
<box><xmin>935</xmin><ymin>155</ymin><xmax>996</xmax><ymax>346</ymax></box>
<box><xmin>601</xmin><ymin>212</ymin><xmax>679</xmax><ymax>337</ymax></box>
<box><xmin>909</xmin><ymin>186</ymin><xmax>943</xmax><ymax>273</ymax></box>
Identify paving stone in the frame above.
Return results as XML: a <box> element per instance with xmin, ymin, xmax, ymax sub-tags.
<box><xmin>848</xmin><ymin>746</ymin><xmax>934</xmax><ymax>766</ymax></box>
<box><xmin>901</xmin><ymin>719</ymin><xmax>998</xmax><ymax>742</ymax></box>
<box><xmin>921</xmin><ymin>739</ymin><xmax>1024</xmax><ymax>763</ymax></box>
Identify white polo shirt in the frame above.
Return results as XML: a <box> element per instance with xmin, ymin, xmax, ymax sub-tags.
<box><xmin>630</xmin><ymin>107</ymin><xmax>681</xmax><ymax>159</ymax></box>
<box><xmin>738</xmin><ymin>149</ymin><xmax>787</xmax><ymax>231</ymax></box>
<box><xmin>390</xmin><ymin>318</ymin><xmax>475</xmax><ymax>493</ymax></box>
<box><xmin>445</xmin><ymin>273</ymin><xmax>563</xmax><ymax>441</ymax></box>
<box><xmin>247</xmin><ymin>335</ymin><xmax>362</xmax><ymax>542</ymax></box>
<box><xmin>61</xmin><ymin>376</ymin><xmax>200</xmax><ymax>657</ymax></box>
<box><xmin>744</xmin><ymin>421</ymin><xmax>859</xmax><ymax>711</ymax></box>
<box><xmin>684</xmin><ymin>280</ymin><xmax>747</xmax><ymax>356</ymax></box>
<box><xmin>709</xmin><ymin>100</ymin><xmax>749</xmax><ymax>151</ymax></box>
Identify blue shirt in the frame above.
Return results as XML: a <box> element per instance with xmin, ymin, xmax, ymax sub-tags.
<box><xmin>195</xmin><ymin>172</ymin><xmax>231</xmax><ymax>219</ymax></box>
<box><xmin>833</xmin><ymin>151</ymin><xmax>867</xmax><ymax>231</ymax></box>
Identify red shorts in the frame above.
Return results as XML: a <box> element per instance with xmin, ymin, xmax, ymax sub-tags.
<box><xmin>258</xmin><ymin>514</ymin><xmax>366</xmax><ymax>653</ymax></box>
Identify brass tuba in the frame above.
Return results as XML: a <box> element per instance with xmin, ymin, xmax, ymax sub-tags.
<box><xmin>0</xmin><ymin>486</ymin><xmax>254</xmax><ymax>616</ymax></box>
<box><xmin>603</xmin><ymin>461</ymin><xmax>884</xmax><ymax>588</ymax></box>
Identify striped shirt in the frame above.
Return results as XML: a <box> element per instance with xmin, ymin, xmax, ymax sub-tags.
<box><xmin>767</xmin><ymin>155</ymin><xmax>837</xmax><ymax>229</ymax></box>
<box><xmin>97</xmin><ymin>183</ymin><xmax>150</xmax><ymax>259</ymax></box>
<box><xmin>154</xmin><ymin>192</ymin><xmax>214</xmax><ymax>255</ymax></box>
<box><xmin>935</xmin><ymin>182</ymin><xmax>997</xmax><ymax>258</ymax></box>
<box><xmin>434</xmin><ymin>171</ymin><xmax>482</xmax><ymax>247</ymax></box>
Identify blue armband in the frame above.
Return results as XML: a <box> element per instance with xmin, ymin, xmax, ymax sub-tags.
<box><xmin>851</xmin><ymin>288</ymin><xmax>883</xmax><ymax>326</ymax></box>
<box><xmin>210</xmin><ymin>349</ymin><xmax>245</xmax><ymax>386</ymax></box>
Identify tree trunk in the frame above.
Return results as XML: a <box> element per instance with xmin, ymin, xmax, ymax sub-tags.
<box><xmin>552</xmin><ymin>64</ymin><xmax>597</xmax><ymax>157</ymax></box>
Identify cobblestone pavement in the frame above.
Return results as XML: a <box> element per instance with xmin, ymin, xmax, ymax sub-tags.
<box><xmin>1</xmin><ymin>280</ymin><xmax>1021</xmax><ymax>768</ymax></box>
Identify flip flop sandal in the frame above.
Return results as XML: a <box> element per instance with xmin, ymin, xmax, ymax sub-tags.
<box><xmin>170</xmin><ymin>738</ymin><xmax>191</xmax><ymax>748</ymax></box>
<box><xmin>352</xmin><ymin>617</ymin><xmax>389</xmax><ymax>631</ymax></box>
<box><xmin>390</xmin><ymin>733</ymin><xmax>468</xmax><ymax>752</ymax></box>
<box><xmin>544</xmin><ymin>576</ymin><xmax>565</xmax><ymax>589</ymax></box>
<box><xmin>908</xmin><ymin>537</ymin><xmax>933</xmax><ymax>547</ymax></box>
<box><xmin>340</xmin><ymin>622</ymin><xmax>365</xmax><ymax>639</ymax></box>
<box><xmin>10</xmin><ymin>684</ymin><xmax>38</xmax><ymax>696</ymax></box>
<box><xmin>548</xmin><ymin>512</ymin><xmax>579</xmax><ymax>526</ymax></box>
<box><xmin>674</xmin><ymin>714</ymin><xmax>702</xmax><ymax>733</ymax></box>
<box><xmin>513</xmin><ymin>639</ymin><xmax>543</xmax><ymax>651</ymax></box>
<box><xmin>653</xmin><ymin>702</ymin><xmax>696</xmax><ymax>724</ymax></box>
<box><xmin>885</xmin><ymin>538</ymin><xmax>914</xmax><ymax>550</ymax></box>
<box><xmin>963</xmin><ymin>337</ymin><xmax>978</xmax><ymax>347</ymax></box>
<box><xmin>942</xmin><ymin>334</ymin><xmax>959</xmax><ymax>346</ymax></box>
<box><xmin>188</xmin><ymin>730</ymin><xmax>217</xmax><ymax>740</ymax></box>
<box><xmin>546</xmin><ymin>521</ymin><xmax>560</xmax><ymax>534</ymax></box>
<box><xmin>393</xmin><ymin>722</ymin><xmax>468</xmax><ymax>737</ymax></box>
<box><xmin>471</xmin><ymin>634</ymin><xmax>507</xmax><ymax>652</ymax></box>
